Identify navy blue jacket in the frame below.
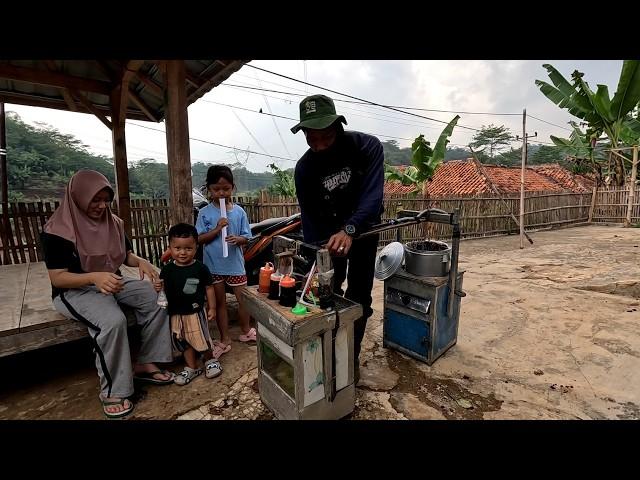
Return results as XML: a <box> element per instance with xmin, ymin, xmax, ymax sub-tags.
<box><xmin>294</xmin><ymin>131</ymin><xmax>384</xmax><ymax>243</ymax></box>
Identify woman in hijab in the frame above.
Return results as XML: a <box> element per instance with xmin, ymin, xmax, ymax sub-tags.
<box><xmin>42</xmin><ymin>170</ymin><xmax>173</xmax><ymax>419</ymax></box>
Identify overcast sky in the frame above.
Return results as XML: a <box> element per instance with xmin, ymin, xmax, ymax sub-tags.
<box><xmin>6</xmin><ymin>60</ymin><xmax>623</xmax><ymax>172</ymax></box>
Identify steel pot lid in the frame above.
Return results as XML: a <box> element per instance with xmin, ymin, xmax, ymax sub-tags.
<box><xmin>374</xmin><ymin>241</ymin><xmax>405</xmax><ymax>280</ymax></box>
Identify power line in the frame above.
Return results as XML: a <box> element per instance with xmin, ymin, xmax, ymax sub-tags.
<box><xmin>253</xmin><ymin>71</ymin><xmax>294</xmax><ymax>160</ymax></box>
<box><xmin>201</xmin><ymin>99</ymin><xmax>294</xmax><ymax>121</ymax></box>
<box><xmin>230</xmin><ymin>109</ymin><xmax>271</xmax><ymax>155</ymax></box>
<box><xmin>528</xmin><ymin>114</ymin><xmax>573</xmax><ymax>132</ymax></box>
<box><xmin>526</xmin><ymin>138</ymin><xmax>558</xmax><ymax>146</ymax></box>
<box><xmin>224</xmin><ymin>80</ymin><xmax>521</xmax><ymax>116</ymax></box>
<box><xmin>393</xmin><ymin>107</ymin><xmax>520</xmax><ymax>116</ymax></box>
<box><xmin>223</xmin><ymin>82</ymin><xmax>476</xmax><ymax>127</ymax></box>
<box><xmin>220</xmin><ymin>83</ymin><xmax>448</xmax><ymax>132</ymax></box>
<box><xmin>228</xmin><ymin>74</ymin><xmax>576</xmax><ymax>136</ymax></box>
<box><xmin>244</xmin><ymin>64</ymin><xmax>481</xmax><ymax>132</ymax></box>
<box><xmin>89</xmin><ymin>141</ymin><xmax>211</xmax><ymax>163</ymax></box>
<box><xmin>201</xmin><ymin>98</ymin><xmax>414</xmax><ymax>141</ymax></box>
<box><xmin>224</xmin><ymin>79</ymin><xmax>511</xmax><ymax>134</ymax></box>
<box><xmin>223</xmin><ymin>69</ymin><xmax>576</xmax><ymax>151</ymax></box>
<box><xmin>128</xmin><ymin>122</ymin><xmax>298</xmax><ymax>162</ymax></box>
<box><xmin>303</xmin><ymin>60</ymin><xmax>308</xmax><ymax>95</ymax></box>
<box><xmin>223</xmin><ymin>81</ymin><xmax>574</xmax><ymax>142</ymax></box>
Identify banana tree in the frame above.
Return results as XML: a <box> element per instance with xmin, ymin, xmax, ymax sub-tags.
<box><xmin>385</xmin><ymin>115</ymin><xmax>460</xmax><ymax>195</ymax></box>
<box><xmin>535</xmin><ymin>61</ymin><xmax>640</xmax><ymax>185</ymax></box>
<box><xmin>550</xmin><ymin>121</ymin><xmax>606</xmax><ymax>180</ymax></box>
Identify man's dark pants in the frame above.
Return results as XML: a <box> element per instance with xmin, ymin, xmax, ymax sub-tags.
<box><xmin>331</xmin><ymin>234</ymin><xmax>379</xmax><ymax>369</ymax></box>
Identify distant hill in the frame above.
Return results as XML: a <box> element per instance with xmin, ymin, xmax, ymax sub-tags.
<box><xmin>3</xmin><ymin>112</ymin><xmax>277</xmax><ymax>201</ymax></box>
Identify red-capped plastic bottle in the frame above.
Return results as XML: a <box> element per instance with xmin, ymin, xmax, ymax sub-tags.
<box><xmin>258</xmin><ymin>262</ymin><xmax>275</xmax><ymax>293</ymax></box>
<box><xmin>279</xmin><ymin>275</ymin><xmax>297</xmax><ymax>307</ymax></box>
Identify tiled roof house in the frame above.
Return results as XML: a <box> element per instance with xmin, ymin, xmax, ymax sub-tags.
<box><xmin>384</xmin><ymin>159</ymin><xmax>594</xmax><ymax>197</ymax></box>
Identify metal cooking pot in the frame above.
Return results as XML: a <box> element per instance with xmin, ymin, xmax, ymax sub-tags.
<box><xmin>403</xmin><ymin>240</ymin><xmax>451</xmax><ymax>277</ymax></box>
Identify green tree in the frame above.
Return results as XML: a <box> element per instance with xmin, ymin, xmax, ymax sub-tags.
<box><xmin>382</xmin><ymin>139</ymin><xmax>412</xmax><ymax>166</ymax></box>
<box><xmin>191</xmin><ymin>162</ymin><xmax>276</xmax><ymax>196</ymax></box>
<box><xmin>229</xmin><ymin>167</ymin><xmax>271</xmax><ymax>194</ymax></box>
<box><xmin>535</xmin><ymin>61</ymin><xmax>640</xmax><ymax>185</ymax></box>
<box><xmin>445</xmin><ymin>146</ymin><xmax>471</xmax><ymax>161</ymax></box>
<box><xmin>267</xmin><ymin>163</ymin><xmax>296</xmax><ymax>197</ymax></box>
<box><xmin>5</xmin><ymin>112</ymin><xmax>114</xmax><ymax>199</ymax></box>
<box><xmin>528</xmin><ymin>145</ymin><xmax>565</xmax><ymax>166</ymax></box>
<box><xmin>191</xmin><ymin>162</ymin><xmax>210</xmax><ymax>190</ymax></box>
<box><xmin>129</xmin><ymin>159</ymin><xmax>169</xmax><ymax>199</ymax></box>
<box><xmin>470</xmin><ymin>124</ymin><xmax>515</xmax><ymax>158</ymax></box>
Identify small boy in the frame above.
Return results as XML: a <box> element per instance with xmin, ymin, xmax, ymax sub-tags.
<box><xmin>155</xmin><ymin>223</ymin><xmax>222</xmax><ymax>385</ymax></box>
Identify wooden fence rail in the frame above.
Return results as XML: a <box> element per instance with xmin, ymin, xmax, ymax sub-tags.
<box><xmin>591</xmin><ymin>185</ymin><xmax>640</xmax><ymax>223</ymax></box>
<box><xmin>0</xmin><ymin>199</ymin><xmax>171</xmax><ymax>266</ymax></box>
<box><xmin>1</xmin><ymin>186</ymin><xmax>635</xmax><ymax>266</ymax></box>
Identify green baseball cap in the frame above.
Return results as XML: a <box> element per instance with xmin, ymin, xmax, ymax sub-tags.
<box><xmin>290</xmin><ymin>94</ymin><xmax>347</xmax><ymax>134</ymax></box>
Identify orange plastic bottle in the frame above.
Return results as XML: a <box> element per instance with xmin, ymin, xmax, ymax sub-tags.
<box><xmin>258</xmin><ymin>262</ymin><xmax>275</xmax><ymax>293</ymax></box>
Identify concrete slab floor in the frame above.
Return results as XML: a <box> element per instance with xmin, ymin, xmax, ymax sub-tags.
<box><xmin>1</xmin><ymin>225</ymin><xmax>639</xmax><ymax>420</ymax></box>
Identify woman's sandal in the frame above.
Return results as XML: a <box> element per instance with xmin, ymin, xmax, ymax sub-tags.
<box><xmin>238</xmin><ymin>327</ymin><xmax>257</xmax><ymax>343</ymax></box>
<box><xmin>211</xmin><ymin>341</ymin><xmax>231</xmax><ymax>360</ymax></box>
<box><xmin>174</xmin><ymin>367</ymin><xmax>202</xmax><ymax>386</ymax></box>
<box><xmin>133</xmin><ymin>369</ymin><xmax>175</xmax><ymax>385</ymax></box>
<box><xmin>102</xmin><ymin>398</ymin><xmax>134</xmax><ymax>419</ymax></box>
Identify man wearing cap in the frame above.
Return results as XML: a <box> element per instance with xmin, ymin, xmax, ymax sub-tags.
<box><xmin>291</xmin><ymin>94</ymin><xmax>384</xmax><ymax>383</ymax></box>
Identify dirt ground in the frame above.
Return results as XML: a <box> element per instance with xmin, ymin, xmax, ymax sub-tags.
<box><xmin>2</xmin><ymin>224</ymin><xmax>640</xmax><ymax>420</ymax></box>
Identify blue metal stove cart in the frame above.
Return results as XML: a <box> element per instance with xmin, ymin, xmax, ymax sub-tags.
<box><xmin>373</xmin><ymin>209</ymin><xmax>466</xmax><ymax>365</ymax></box>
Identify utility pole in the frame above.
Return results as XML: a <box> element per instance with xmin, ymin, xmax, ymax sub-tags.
<box><xmin>625</xmin><ymin>145</ymin><xmax>639</xmax><ymax>227</ymax></box>
<box><xmin>515</xmin><ymin>109</ymin><xmax>537</xmax><ymax>249</ymax></box>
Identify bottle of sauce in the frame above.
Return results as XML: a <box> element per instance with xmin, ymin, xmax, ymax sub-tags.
<box><xmin>258</xmin><ymin>262</ymin><xmax>274</xmax><ymax>294</ymax></box>
<box><xmin>268</xmin><ymin>272</ymin><xmax>282</xmax><ymax>300</ymax></box>
<box><xmin>279</xmin><ymin>275</ymin><xmax>297</xmax><ymax>307</ymax></box>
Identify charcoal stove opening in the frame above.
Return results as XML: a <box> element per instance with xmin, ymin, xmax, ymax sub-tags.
<box><xmin>405</xmin><ymin>240</ymin><xmax>449</xmax><ymax>252</ymax></box>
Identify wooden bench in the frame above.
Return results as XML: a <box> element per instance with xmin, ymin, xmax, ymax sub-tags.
<box><xmin>0</xmin><ymin>261</ymin><xmax>88</xmax><ymax>358</ymax></box>
<box><xmin>0</xmin><ymin>261</ymin><xmax>239</xmax><ymax>358</ymax></box>
<box><xmin>0</xmin><ymin>262</ymin><xmax>157</xmax><ymax>358</ymax></box>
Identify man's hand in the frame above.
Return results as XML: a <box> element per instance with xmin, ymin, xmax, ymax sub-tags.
<box><xmin>207</xmin><ymin>307</ymin><xmax>217</xmax><ymax>322</ymax></box>
<box><xmin>226</xmin><ymin>235</ymin><xmax>248</xmax><ymax>246</ymax></box>
<box><xmin>326</xmin><ymin>230</ymin><xmax>353</xmax><ymax>256</ymax></box>
<box><xmin>92</xmin><ymin>272</ymin><xmax>124</xmax><ymax>295</ymax></box>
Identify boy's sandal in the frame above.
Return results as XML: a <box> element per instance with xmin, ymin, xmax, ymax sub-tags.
<box><xmin>174</xmin><ymin>367</ymin><xmax>202</xmax><ymax>386</ymax></box>
<box><xmin>133</xmin><ymin>369</ymin><xmax>175</xmax><ymax>385</ymax></box>
<box><xmin>205</xmin><ymin>359</ymin><xmax>223</xmax><ymax>379</ymax></box>
<box><xmin>102</xmin><ymin>398</ymin><xmax>134</xmax><ymax>419</ymax></box>
<box><xmin>211</xmin><ymin>341</ymin><xmax>231</xmax><ymax>360</ymax></box>
<box><xmin>238</xmin><ymin>327</ymin><xmax>257</xmax><ymax>343</ymax></box>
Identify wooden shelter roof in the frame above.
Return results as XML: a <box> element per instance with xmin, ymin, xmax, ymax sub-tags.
<box><xmin>0</xmin><ymin>60</ymin><xmax>247</xmax><ymax>123</ymax></box>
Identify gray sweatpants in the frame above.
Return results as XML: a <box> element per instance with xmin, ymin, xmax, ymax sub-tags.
<box><xmin>53</xmin><ymin>278</ymin><xmax>172</xmax><ymax>399</ymax></box>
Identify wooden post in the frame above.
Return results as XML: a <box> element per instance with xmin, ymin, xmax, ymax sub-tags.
<box><xmin>0</xmin><ymin>102</ymin><xmax>10</xmax><ymax>265</ymax></box>
<box><xmin>625</xmin><ymin>145</ymin><xmax>639</xmax><ymax>227</ymax></box>
<box><xmin>164</xmin><ymin>60</ymin><xmax>193</xmax><ymax>225</ymax></box>
<box><xmin>588</xmin><ymin>185</ymin><xmax>598</xmax><ymax>223</ymax></box>
<box><xmin>0</xmin><ymin>102</ymin><xmax>7</xmax><ymax>206</ymax></box>
<box><xmin>520</xmin><ymin>109</ymin><xmax>526</xmax><ymax>249</ymax></box>
<box><xmin>110</xmin><ymin>84</ymin><xmax>132</xmax><ymax>237</ymax></box>
<box><xmin>469</xmin><ymin>146</ymin><xmax>534</xmax><ymax>244</ymax></box>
